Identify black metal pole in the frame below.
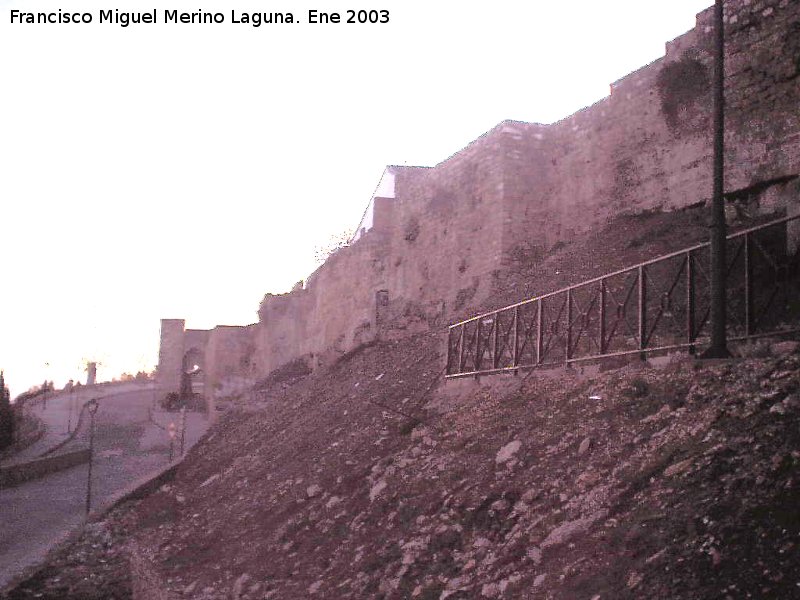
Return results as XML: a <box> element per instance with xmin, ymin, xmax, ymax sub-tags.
<box><xmin>67</xmin><ymin>390</ymin><xmax>73</xmax><ymax>434</ymax></box>
<box><xmin>703</xmin><ymin>0</ymin><xmax>731</xmax><ymax>359</ymax></box>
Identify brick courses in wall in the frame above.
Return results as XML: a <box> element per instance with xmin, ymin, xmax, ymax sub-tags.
<box><xmin>158</xmin><ymin>0</ymin><xmax>800</xmax><ymax>396</ymax></box>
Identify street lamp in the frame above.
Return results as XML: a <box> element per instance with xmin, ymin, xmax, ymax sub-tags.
<box><xmin>168</xmin><ymin>421</ymin><xmax>176</xmax><ymax>462</ymax></box>
<box><xmin>66</xmin><ymin>380</ymin><xmax>75</xmax><ymax>434</ymax></box>
<box><xmin>85</xmin><ymin>398</ymin><xmax>100</xmax><ymax>515</ymax></box>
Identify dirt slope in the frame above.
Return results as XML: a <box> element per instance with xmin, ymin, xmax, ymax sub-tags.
<box><xmin>470</xmin><ymin>205</ymin><xmax>713</xmax><ymax>322</ymax></box>
<box><xmin>6</xmin><ymin>334</ymin><xmax>799</xmax><ymax>600</ymax></box>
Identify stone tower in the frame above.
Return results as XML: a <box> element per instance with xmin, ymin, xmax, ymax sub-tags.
<box><xmin>157</xmin><ymin>319</ymin><xmax>185</xmax><ymax>396</ymax></box>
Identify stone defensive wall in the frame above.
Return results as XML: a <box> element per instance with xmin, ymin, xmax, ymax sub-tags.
<box><xmin>158</xmin><ymin>0</ymin><xmax>800</xmax><ymax>404</ymax></box>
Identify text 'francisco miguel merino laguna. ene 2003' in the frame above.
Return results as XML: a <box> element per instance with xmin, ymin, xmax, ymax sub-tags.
<box><xmin>9</xmin><ymin>9</ymin><xmax>309</xmax><ymax>27</ymax></box>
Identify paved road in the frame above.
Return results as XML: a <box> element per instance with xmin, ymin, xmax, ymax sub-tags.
<box><xmin>0</xmin><ymin>388</ymin><xmax>209</xmax><ymax>589</ymax></box>
<box><xmin>2</xmin><ymin>383</ymin><xmax>159</xmax><ymax>466</ymax></box>
<box><xmin>1</xmin><ymin>391</ymin><xmax>83</xmax><ymax>466</ymax></box>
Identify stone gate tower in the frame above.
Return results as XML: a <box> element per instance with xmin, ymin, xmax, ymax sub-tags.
<box><xmin>157</xmin><ymin>319</ymin><xmax>186</xmax><ymax>396</ymax></box>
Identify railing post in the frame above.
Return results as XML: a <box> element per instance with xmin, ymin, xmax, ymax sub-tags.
<box><xmin>536</xmin><ymin>299</ymin><xmax>543</xmax><ymax>365</ymax></box>
<box><xmin>566</xmin><ymin>288</ymin><xmax>573</xmax><ymax>363</ymax></box>
<box><xmin>744</xmin><ymin>232</ymin><xmax>753</xmax><ymax>336</ymax></box>
<box><xmin>458</xmin><ymin>325</ymin><xmax>465</xmax><ymax>373</ymax></box>
<box><xmin>491</xmin><ymin>313</ymin><xmax>499</xmax><ymax>369</ymax></box>
<box><xmin>512</xmin><ymin>306</ymin><xmax>519</xmax><ymax>373</ymax></box>
<box><xmin>638</xmin><ymin>265</ymin><xmax>647</xmax><ymax>358</ymax></box>
<box><xmin>687</xmin><ymin>252</ymin><xmax>696</xmax><ymax>355</ymax></box>
<box><xmin>475</xmin><ymin>319</ymin><xmax>482</xmax><ymax>377</ymax></box>
<box><xmin>446</xmin><ymin>329</ymin><xmax>451</xmax><ymax>374</ymax></box>
<box><xmin>599</xmin><ymin>279</ymin><xmax>607</xmax><ymax>354</ymax></box>
<box><xmin>446</xmin><ymin>328</ymin><xmax>454</xmax><ymax>375</ymax></box>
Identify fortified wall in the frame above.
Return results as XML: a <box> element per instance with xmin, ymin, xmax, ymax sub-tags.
<box><xmin>158</xmin><ymin>0</ymin><xmax>800</xmax><ymax>407</ymax></box>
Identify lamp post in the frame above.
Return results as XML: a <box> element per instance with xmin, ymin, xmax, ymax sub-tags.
<box><xmin>168</xmin><ymin>421</ymin><xmax>176</xmax><ymax>462</ymax></box>
<box><xmin>179</xmin><ymin>407</ymin><xmax>186</xmax><ymax>456</ymax></box>
<box><xmin>85</xmin><ymin>398</ymin><xmax>100</xmax><ymax>515</ymax></box>
<box><xmin>66</xmin><ymin>380</ymin><xmax>74</xmax><ymax>434</ymax></box>
<box><xmin>703</xmin><ymin>0</ymin><xmax>731</xmax><ymax>359</ymax></box>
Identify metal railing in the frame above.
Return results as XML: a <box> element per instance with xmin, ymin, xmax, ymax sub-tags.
<box><xmin>446</xmin><ymin>213</ymin><xmax>800</xmax><ymax>378</ymax></box>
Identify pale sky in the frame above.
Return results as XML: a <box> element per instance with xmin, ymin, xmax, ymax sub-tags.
<box><xmin>0</xmin><ymin>0</ymin><xmax>713</xmax><ymax>394</ymax></box>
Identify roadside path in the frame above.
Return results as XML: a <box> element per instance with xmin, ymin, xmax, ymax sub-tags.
<box><xmin>1</xmin><ymin>383</ymin><xmax>158</xmax><ymax>467</ymax></box>
<box><xmin>1</xmin><ymin>392</ymin><xmax>80</xmax><ymax>466</ymax></box>
<box><xmin>0</xmin><ymin>388</ymin><xmax>209</xmax><ymax>589</ymax></box>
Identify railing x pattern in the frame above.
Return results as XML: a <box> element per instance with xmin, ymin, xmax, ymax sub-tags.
<box><xmin>446</xmin><ymin>214</ymin><xmax>800</xmax><ymax>378</ymax></box>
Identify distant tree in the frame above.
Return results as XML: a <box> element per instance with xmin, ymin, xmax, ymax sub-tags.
<box><xmin>0</xmin><ymin>371</ymin><xmax>14</xmax><ymax>450</ymax></box>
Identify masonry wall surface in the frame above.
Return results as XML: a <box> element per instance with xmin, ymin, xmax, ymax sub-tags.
<box><xmin>255</xmin><ymin>222</ymin><xmax>392</xmax><ymax>372</ymax></box>
<box><xmin>386</xmin><ymin>134</ymin><xmax>508</xmax><ymax>316</ymax></box>
<box><xmin>183</xmin><ymin>329</ymin><xmax>210</xmax><ymax>369</ymax></box>
<box><xmin>202</xmin><ymin>325</ymin><xmax>256</xmax><ymax>410</ymax></box>
<box><xmin>501</xmin><ymin>0</ymin><xmax>800</xmax><ymax>262</ymax></box>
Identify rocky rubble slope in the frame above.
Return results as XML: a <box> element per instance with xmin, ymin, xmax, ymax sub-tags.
<box><xmin>4</xmin><ymin>334</ymin><xmax>799</xmax><ymax>600</ymax></box>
